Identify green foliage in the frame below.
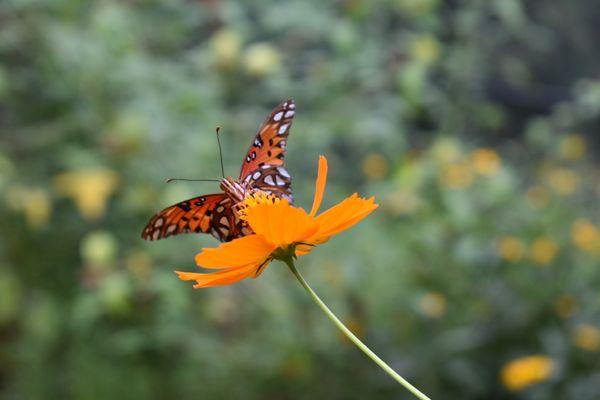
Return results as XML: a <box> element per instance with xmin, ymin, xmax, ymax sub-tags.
<box><xmin>1</xmin><ymin>0</ymin><xmax>599</xmax><ymax>399</ymax></box>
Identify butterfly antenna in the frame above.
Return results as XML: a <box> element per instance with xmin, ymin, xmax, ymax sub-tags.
<box><xmin>166</xmin><ymin>178</ymin><xmax>221</xmax><ymax>183</ymax></box>
<box><xmin>216</xmin><ymin>126</ymin><xmax>225</xmax><ymax>178</ymax></box>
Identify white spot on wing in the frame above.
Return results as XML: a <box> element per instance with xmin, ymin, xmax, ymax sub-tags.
<box><xmin>220</xmin><ymin>217</ymin><xmax>229</xmax><ymax>227</ymax></box>
<box><xmin>273</xmin><ymin>111</ymin><xmax>283</xmax><ymax>121</ymax></box>
<box><xmin>152</xmin><ymin>230</ymin><xmax>160</xmax><ymax>240</ymax></box>
<box><xmin>264</xmin><ymin>175</ymin><xmax>275</xmax><ymax>186</ymax></box>
<box><xmin>285</xmin><ymin>110</ymin><xmax>294</xmax><ymax>118</ymax></box>
<box><xmin>216</xmin><ymin>206</ymin><xmax>224</xmax><ymax>213</ymax></box>
<box><xmin>154</xmin><ymin>218</ymin><xmax>164</xmax><ymax>228</ymax></box>
<box><xmin>275</xmin><ymin>175</ymin><xmax>286</xmax><ymax>186</ymax></box>
<box><xmin>277</xmin><ymin>167</ymin><xmax>290</xmax><ymax>178</ymax></box>
<box><xmin>167</xmin><ymin>224</ymin><xmax>177</xmax><ymax>233</ymax></box>
<box><xmin>278</xmin><ymin>124</ymin><xmax>288</xmax><ymax>135</ymax></box>
<box><xmin>252</xmin><ymin>171</ymin><xmax>261</xmax><ymax>180</ymax></box>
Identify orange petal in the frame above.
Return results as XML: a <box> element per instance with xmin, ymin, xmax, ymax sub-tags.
<box><xmin>310</xmin><ymin>194</ymin><xmax>378</xmax><ymax>242</ymax></box>
<box><xmin>244</xmin><ymin>201</ymin><xmax>319</xmax><ymax>247</ymax></box>
<box><xmin>309</xmin><ymin>155</ymin><xmax>328</xmax><ymax>216</ymax></box>
<box><xmin>295</xmin><ymin>243</ymin><xmax>315</xmax><ymax>256</ymax></box>
<box><xmin>175</xmin><ymin>264</ymin><xmax>259</xmax><ymax>288</ymax></box>
<box><xmin>195</xmin><ymin>234</ymin><xmax>276</xmax><ymax>269</ymax></box>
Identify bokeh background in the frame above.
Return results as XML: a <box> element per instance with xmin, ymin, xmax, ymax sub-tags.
<box><xmin>1</xmin><ymin>0</ymin><xmax>600</xmax><ymax>399</ymax></box>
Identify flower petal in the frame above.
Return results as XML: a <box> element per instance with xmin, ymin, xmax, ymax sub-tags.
<box><xmin>175</xmin><ymin>264</ymin><xmax>259</xmax><ymax>288</ymax></box>
<box><xmin>195</xmin><ymin>234</ymin><xmax>275</xmax><ymax>269</ymax></box>
<box><xmin>309</xmin><ymin>155</ymin><xmax>328</xmax><ymax>216</ymax></box>
<box><xmin>310</xmin><ymin>194</ymin><xmax>378</xmax><ymax>242</ymax></box>
<box><xmin>245</xmin><ymin>200</ymin><xmax>318</xmax><ymax>247</ymax></box>
<box><xmin>294</xmin><ymin>243</ymin><xmax>315</xmax><ymax>256</ymax></box>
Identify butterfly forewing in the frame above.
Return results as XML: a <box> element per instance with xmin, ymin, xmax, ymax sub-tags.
<box><xmin>239</xmin><ymin>99</ymin><xmax>295</xmax><ymax>181</ymax></box>
<box><xmin>141</xmin><ymin>194</ymin><xmax>244</xmax><ymax>242</ymax></box>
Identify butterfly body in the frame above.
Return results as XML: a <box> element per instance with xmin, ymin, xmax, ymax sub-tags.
<box><xmin>142</xmin><ymin>99</ymin><xmax>295</xmax><ymax>243</ymax></box>
<box><xmin>219</xmin><ymin>176</ymin><xmax>249</xmax><ymax>203</ymax></box>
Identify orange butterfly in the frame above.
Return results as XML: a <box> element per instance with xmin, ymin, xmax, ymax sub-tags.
<box><xmin>141</xmin><ymin>99</ymin><xmax>295</xmax><ymax>242</ymax></box>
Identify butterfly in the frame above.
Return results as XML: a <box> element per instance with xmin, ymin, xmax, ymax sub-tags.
<box><xmin>141</xmin><ymin>99</ymin><xmax>295</xmax><ymax>242</ymax></box>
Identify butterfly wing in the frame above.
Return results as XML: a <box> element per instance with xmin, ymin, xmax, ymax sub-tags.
<box><xmin>141</xmin><ymin>193</ymin><xmax>245</xmax><ymax>242</ymax></box>
<box><xmin>242</xmin><ymin>165</ymin><xmax>293</xmax><ymax>202</ymax></box>
<box><xmin>239</xmin><ymin>99</ymin><xmax>295</xmax><ymax>201</ymax></box>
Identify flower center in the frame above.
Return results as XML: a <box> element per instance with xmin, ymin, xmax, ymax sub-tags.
<box><xmin>235</xmin><ymin>190</ymin><xmax>286</xmax><ymax>220</ymax></box>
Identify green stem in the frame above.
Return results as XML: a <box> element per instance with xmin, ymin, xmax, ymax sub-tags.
<box><xmin>284</xmin><ymin>258</ymin><xmax>432</xmax><ymax>400</ymax></box>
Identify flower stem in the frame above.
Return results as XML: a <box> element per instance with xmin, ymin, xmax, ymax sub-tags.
<box><xmin>284</xmin><ymin>258</ymin><xmax>431</xmax><ymax>400</ymax></box>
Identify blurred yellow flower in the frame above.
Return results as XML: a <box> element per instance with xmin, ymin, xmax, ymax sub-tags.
<box><xmin>546</xmin><ymin>167</ymin><xmax>579</xmax><ymax>196</ymax></box>
<box><xmin>559</xmin><ymin>134</ymin><xmax>586</xmax><ymax>161</ymax></box>
<box><xmin>411</xmin><ymin>35</ymin><xmax>440</xmax><ymax>65</ymax></box>
<box><xmin>572</xmin><ymin>324</ymin><xmax>600</xmax><ymax>352</ymax></box>
<box><xmin>244</xmin><ymin>43</ymin><xmax>281</xmax><ymax>77</ymax></box>
<box><xmin>212</xmin><ymin>29</ymin><xmax>242</xmax><ymax>69</ymax></box>
<box><xmin>431</xmin><ymin>137</ymin><xmax>462</xmax><ymax>164</ymax></box>
<box><xmin>440</xmin><ymin>161</ymin><xmax>474</xmax><ymax>190</ymax></box>
<box><xmin>470</xmin><ymin>148</ymin><xmax>501</xmax><ymax>176</ymax></box>
<box><xmin>5</xmin><ymin>185</ymin><xmax>52</xmax><ymax>230</ymax></box>
<box><xmin>419</xmin><ymin>292</ymin><xmax>447</xmax><ymax>318</ymax></box>
<box><xmin>525</xmin><ymin>185</ymin><xmax>550</xmax><ymax>209</ymax></box>
<box><xmin>529</xmin><ymin>236</ymin><xmax>558</xmax><ymax>266</ymax></box>
<box><xmin>362</xmin><ymin>152</ymin><xmax>389</xmax><ymax>180</ymax></box>
<box><xmin>497</xmin><ymin>236</ymin><xmax>525</xmax><ymax>262</ymax></box>
<box><xmin>571</xmin><ymin>219</ymin><xmax>600</xmax><ymax>254</ymax></box>
<box><xmin>53</xmin><ymin>169</ymin><xmax>119</xmax><ymax>220</ymax></box>
<box><xmin>554</xmin><ymin>295</ymin><xmax>578</xmax><ymax>319</ymax></box>
<box><xmin>500</xmin><ymin>355</ymin><xmax>554</xmax><ymax>391</ymax></box>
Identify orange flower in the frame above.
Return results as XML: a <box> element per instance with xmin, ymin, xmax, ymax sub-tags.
<box><xmin>500</xmin><ymin>355</ymin><xmax>554</xmax><ymax>391</ymax></box>
<box><xmin>176</xmin><ymin>156</ymin><xmax>378</xmax><ymax>288</ymax></box>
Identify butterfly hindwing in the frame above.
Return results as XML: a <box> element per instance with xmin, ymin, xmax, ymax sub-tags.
<box><xmin>141</xmin><ymin>194</ymin><xmax>244</xmax><ymax>242</ymax></box>
<box><xmin>239</xmin><ymin>99</ymin><xmax>295</xmax><ymax>181</ymax></box>
<box><xmin>242</xmin><ymin>165</ymin><xmax>293</xmax><ymax>203</ymax></box>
